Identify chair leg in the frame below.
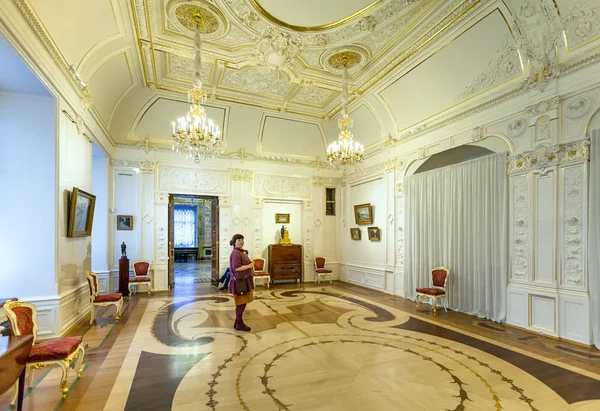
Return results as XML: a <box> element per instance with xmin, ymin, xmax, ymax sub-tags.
<box><xmin>415</xmin><ymin>295</ymin><xmax>420</xmax><ymax>308</ymax></box>
<box><xmin>76</xmin><ymin>345</ymin><xmax>85</xmax><ymax>377</ymax></box>
<box><xmin>89</xmin><ymin>305</ymin><xmax>95</xmax><ymax>325</ymax></box>
<box><xmin>147</xmin><ymin>283</ymin><xmax>152</xmax><ymax>296</ymax></box>
<box><xmin>58</xmin><ymin>362</ymin><xmax>69</xmax><ymax>399</ymax></box>
<box><xmin>433</xmin><ymin>297</ymin><xmax>437</xmax><ymax>314</ymax></box>
<box><xmin>444</xmin><ymin>298</ymin><xmax>448</xmax><ymax>312</ymax></box>
<box><xmin>267</xmin><ymin>277</ymin><xmax>270</xmax><ymax>288</ymax></box>
<box><xmin>10</xmin><ymin>381</ymin><xmax>18</xmax><ymax>406</ymax></box>
<box><xmin>114</xmin><ymin>302</ymin><xmax>121</xmax><ymax>322</ymax></box>
<box><xmin>28</xmin><ymin>367</ymin><xmax>34</xmax><ymax>387</ymax></box>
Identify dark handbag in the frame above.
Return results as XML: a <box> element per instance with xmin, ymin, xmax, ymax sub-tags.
<box><xmin>234</xmin><ymin>277</ymin><xmax>249</xmax><ymax>295</ymax></box>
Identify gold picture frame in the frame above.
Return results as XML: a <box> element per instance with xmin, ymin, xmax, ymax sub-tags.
<box><xmin>368</xmin><ymin>226</ymin><xmax>380</xmax><ymax>241</ymax></box>
<box><xmin>275</xmin><ymin>213</ymin><xmax>290</xmax><ymax>224</ymax></box>
<box><xmin>67</xmin><ymin>188</ymin><xmax>96</xmax><ymax>237</ymax></box>
<box><xmin>117</xmin><ymin>215</ymin><xmax>134</xmax><ymax>230</ymax></box>
<box><xmin>353</xmin><ymin>203</ymin><xmax>373</xmax><ymax>225</ymax></box>
<box><xmin>350</xmin><ymin>228</ymin><xmax>361</xmax><ymax>240</ymax></box>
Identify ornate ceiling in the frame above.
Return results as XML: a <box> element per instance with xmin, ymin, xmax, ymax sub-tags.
<box><xmin>7</xmin><ymin>0</ymin><xmax>600</xmax><ymax>161</ymax></box>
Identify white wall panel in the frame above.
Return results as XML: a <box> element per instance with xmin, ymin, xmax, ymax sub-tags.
<box><xmin>559</xmin><ymin>292</ymin><xmax>590</xmax><ymax>344</ymax></box>
<box><xmin>507</xmin><ymin>286</ymin><xmax>527</xmax><ymax>327</ymax></box>
<box><xmin>530</xmin><ymin>294</ymin><xmax>557</xmax><ymax>335</ymax></box>
<box><xmin>140</xmin><ymin>172</ymin><xmax>155</xmax><ymax>263</ymax></box>
<box><xmin>533</xmin><ymin>172</ymin><xmax>556</xmax><ymax>285</ymax></box>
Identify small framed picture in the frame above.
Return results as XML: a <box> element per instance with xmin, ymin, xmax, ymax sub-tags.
<box><xmin>368</xmin><ymin>226</ymin><xmax>380</xmax><ymax>241</ymax></box>
<box><xmin>117</xmin><ymin>215</ymin><xmax>133</xmax><ymax>230</ymax></box>
<box><xmin>354</xmin><ymin>203</ymin><xmax>373</xmax><ymax>225</ymax></box>
<box><xmin>275</xmin><ymin>213</ymin><xmax>290</xmax><ymax>224</ymax></box>
<box><xmin>350</xmin><ymin>228</ymin><xmax>361</xmax><ymax>240</ymax></box>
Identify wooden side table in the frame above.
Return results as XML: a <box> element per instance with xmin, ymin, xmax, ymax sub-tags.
<box><xmin>0</xmin><ymin>335</ymin><xmax>33</xmax><ymax>411</ymax></box>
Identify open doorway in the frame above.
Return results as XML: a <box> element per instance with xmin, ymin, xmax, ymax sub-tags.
<box><xmin>168</xmin><ymin>195</ymin><xmax>219</xmax><ymax>289</ymax></box>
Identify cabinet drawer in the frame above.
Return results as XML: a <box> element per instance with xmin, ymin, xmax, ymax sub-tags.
<box><xmin>274</xmin><ymin>263</ymin><xmax>300</xmax><ymax>271</ymax></box>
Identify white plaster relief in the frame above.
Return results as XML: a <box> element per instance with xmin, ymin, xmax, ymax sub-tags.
<box><xmin>158</xmin><ymin>167</ymin><xmax>229</xmax><ymax>194</ymax></box>
<box><xmin>456</xmin><ymin>41</ymin><xmax>521</xmax><ymax>101</ymax></box>
<box><xmin>565</xmin><ymin>96</ymin><xmax>592</xmax><ymax>120</ymax></box>
<box><xmin>252</xmin><ymin>208</ymin><xmax>262</xmax><ymax>258</ymax></box>
<box><xmin>396</xmin><ymin>195</ymin><xmax>404</xmax><ymax>267</ymax></box>
<box><xmin>254</xmin><ymin>174</ymin><xmax>311</xmax><ymax>199</ymax></box>
<box><xmin>230</xmin><ymin>168</ymin><xmax>253</xmax><ymax>181</ymax></box>
<box><xmin>562</xmin><ymin>1</ymin><xmax>600</xmax><ymax>50</ymax></box>
<box><xmin>562</xmin><ymin>165</ymin><xmax>585</xmax><ymax>287</ymax></box>
<box><xmin>511</xmin><ymin>174</ymin><xmax>530</xmax><ymax>281</ymax></box>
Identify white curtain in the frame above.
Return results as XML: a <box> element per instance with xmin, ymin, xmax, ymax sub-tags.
<box><xmin>588</xmin><ymin>134</ymin><xmax>600</xmax><ymax>349</ymax></box>
<box><xmin>404</xmin><ymin>152</ymin><xmax>508</xmax><ymax>322</ymax></box>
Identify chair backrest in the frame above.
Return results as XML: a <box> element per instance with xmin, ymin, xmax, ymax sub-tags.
<box><xmin>253</xmin><ymin>257</ymin><xmax>266</xmax><ymax>271</ymax></box>
<box><xmin>315</xmin><ymin>257</ymin><xmax>326</xmax><ymax>269</ymax></box>
<box><xmin>4</xmin><ymin>301</ymin><xmax>38</xmax><ymax>342</ymax></box>
<box><xmin>431</xmin><ymin>267</ymin><xmax>449</xmax><ymax>288</ymax></box>
<box><xmin>133</xmin><ymin>260</ymin><xmax>150</xmax><ymax>277</ymax></box>
<box><xmin>86</xmin><ymin>271</ymin><xmax>99</xmax><ymax>300</ymax></box>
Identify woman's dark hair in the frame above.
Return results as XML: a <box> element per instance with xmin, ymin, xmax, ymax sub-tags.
<box><xmin>230</xmin><ymin>234</ymin><xmax>244</xmax><ymax>246</ymax></box>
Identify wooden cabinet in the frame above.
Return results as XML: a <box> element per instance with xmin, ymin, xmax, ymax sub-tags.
<box><xmin>268</xmin><ymin>244</ymin><xmax>302</xmax><ymax>284</ymax></box>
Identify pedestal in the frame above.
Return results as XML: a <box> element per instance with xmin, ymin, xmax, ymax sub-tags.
<box><xmin>118</xmin><ymin>257</ymin><xmax>130</xmax><ymax>297</ymax></box>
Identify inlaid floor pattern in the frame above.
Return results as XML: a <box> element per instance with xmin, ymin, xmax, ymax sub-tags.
<box><xmin>2</xmin><ymin>284</ymin><xmax>600</xmax><ymax>410</ymax></box>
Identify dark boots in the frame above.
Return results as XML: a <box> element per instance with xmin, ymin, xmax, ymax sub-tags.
<box><xmin>234</xmin><ymin>319</ymin><xmax>251</xmax><ymax>332</ymax></box>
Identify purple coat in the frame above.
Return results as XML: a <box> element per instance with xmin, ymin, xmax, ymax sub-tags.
<box><xmin>228</xmin><ymin>247</ymin><xmax>254</xmax><ymax>294</ymax></box>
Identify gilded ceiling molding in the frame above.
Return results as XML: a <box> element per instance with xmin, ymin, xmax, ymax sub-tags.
<box><xmin>506</xmin><ymin>139</ymin><xmax>590</xmax><ymax>175</ymax></box>
<box><xmin>246</xmin><ymin>0</ymin><xmax>387</xmax><ymax>32</ymax></box>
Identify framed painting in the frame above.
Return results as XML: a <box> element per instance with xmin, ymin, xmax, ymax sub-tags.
<box><xmin>117</xmin><ymin>215</ymin><xmax>134</xmax><ymax>230</ymax></box>
<box><xmin>275</xmin><ymin>213</ymin><xmax>290</xmax><ymax>224</ymax></box>
<box><xmin>353</xmin><ymin>203</ymin><xmax>373</xmax><ymax>225</ymax></box>
<box><xmin>67</xmin><ymin>187</ymin><xmax>96</xmax><ymax>237</ymax></box>
<box><xmin>368</xmin><ymin>227</ymin><xmax>380</xmax><ymax>241</ymax></box>
<box><xmin>350</xmin><ymin>228</ymin><xmax>361</xmax><ymax>241</ymax></box>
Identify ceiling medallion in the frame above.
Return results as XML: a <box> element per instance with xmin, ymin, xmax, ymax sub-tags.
<box><xmin>175</xmin><ymin>4</ymin><xmax>219</xmax><ymax>33</ymax></box>
<box><xmin>328</xmin><ymin>51</ymin><xmax>362</xmax><ymax>70</ymax></box>
<box><xmin>254</xmin><ymin>28</ymin><xmax>304</xmax><ymax>74</ymax></box>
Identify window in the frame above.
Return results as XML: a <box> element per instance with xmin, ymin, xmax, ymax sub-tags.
<box><xmin>174</xmin><ymin>204</ymin><xmax>197</xmax><ymax>248</ymax></box>
<box><xmin>325</xmin><ymin>188</ymin><xmax>336</xmax><ymax>216</ymax></box>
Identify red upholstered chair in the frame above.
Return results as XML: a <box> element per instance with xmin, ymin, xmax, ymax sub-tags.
<box><xmin>252</xmin><ymin>257</ymin><xmax>270</xmax><ymax>288</ymax></box>
<box><xmin>416</xmin><ymin>266</ymin><xmax>450</xmax><ymax>313</ymax></box>
<box><xmin>4</xmin><ymin>301</ymin><xmax>85</xmax><ymax>403</ymax></box>
<box><xmin>87</xmin><ymin>271</ymin><xmax>123</xmax><ymax>324</ymax></box>
<box><xmin>130</xmin><ymin>260</ymin><xmax>152</xmax><ymax>295</ymax></box>
<box><xmin>314</xmin><ymin>257</ymin><xmax>333</xmax><ymax>284</ymax></box>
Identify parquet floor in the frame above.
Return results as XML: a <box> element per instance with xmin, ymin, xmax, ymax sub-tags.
<box><xmin>2</xmin><ymin>282</ymin><xmax>599</xmax><ymax>410</ymax></box>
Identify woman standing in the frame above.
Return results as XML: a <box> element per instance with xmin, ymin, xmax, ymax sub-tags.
<box><xmin>229</xmin><ymin>234</ymin><xmax>254</xmax><ymax>331</ymax></box>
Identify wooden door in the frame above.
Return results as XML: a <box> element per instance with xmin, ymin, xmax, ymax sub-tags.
<box><xmin>210</xmin><ymin>198</ymin><xmax>219</xmax><ymax>286</ymax></box>
<box><xmin>168</xmin><ymin>194</ymin><xmax>175</xmax><ymax>289</ymax></box>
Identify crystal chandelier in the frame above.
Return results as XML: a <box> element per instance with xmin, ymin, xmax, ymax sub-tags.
<box><xmin>171</xmin><ymin>16</ymin><xmax>222</xmax><ymax>163</ymax></box>
<box><xmin>326</xmin><ymin>66</ymin><xmax>364</xmax><ymax>169</ymax></box>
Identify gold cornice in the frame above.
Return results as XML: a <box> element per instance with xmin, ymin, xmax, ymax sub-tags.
<box><xmin>247</xmin><ymin>0</ymin><xmax>386</xmax><ymax>32</ymax></box>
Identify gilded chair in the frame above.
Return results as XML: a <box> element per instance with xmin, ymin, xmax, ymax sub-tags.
<box><xmin>86</xmin><ymin>271</ymin><xmax>123</xmax><ymax>324</ymax></box>
<box><xmin>252</xmin><ymin>257</ymin><xmax>270</xmax><ymax>288</ymax></box>
<box><xmin>130</xmin><ymin>260</ymin><xmax>152</xmax><ymax>295</ymax></box>
<box><xmin>4</xmin><ymin>301</ymin><xmax>85</xmax><ymax>402</ymax></box>
<box><xmin>314</xmin><ymin>257</ymin><xmax>333</xmax><ymax>284</ymax></box>
<box><xmin>415</xmin><ymin>266</ymin><xmax>450</xmax><ymax>313</ymax></box>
